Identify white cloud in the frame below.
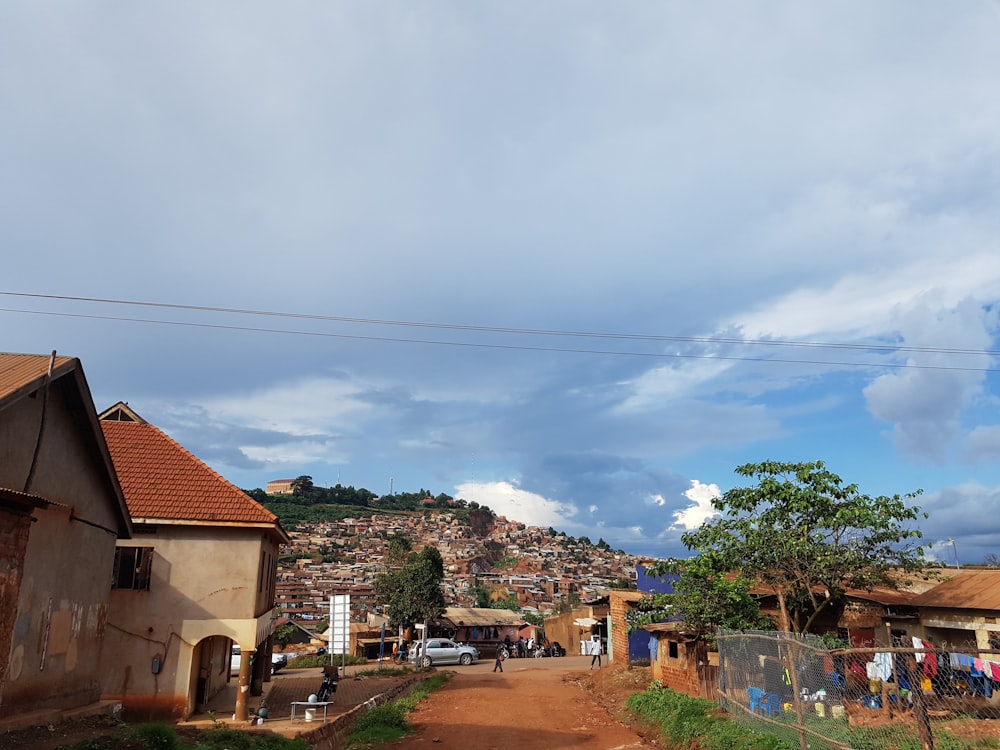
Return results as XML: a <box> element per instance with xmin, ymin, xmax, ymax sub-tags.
<box><xmin>240</xmin><ymin>439</ymin><xmax>346</xmax><ymax>469</ymax></box>
<box><xmin>670</xmin><ymin>480</ymin><xmax>721</xmax><ymax>531</ymax></box>
<box><xmin>453</xmin><ymin>480</ymin><xmax>579</xmax><ymax>530</ymax></box>
<box><xmin>195</xmin><ymin>377</ymin><xmax>372</xmax><ymax>435</ymax></box>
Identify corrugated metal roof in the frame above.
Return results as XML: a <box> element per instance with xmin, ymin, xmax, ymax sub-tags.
<box><xmin>0</xmin><ymin>352</ymin><xmax>76</xmax><ymax>406</ymax></box>
<box><xmin>440</xmin><ymin>607</ymin><xmax>525</xmax><ymax>627</ymax></box>
<box><xmin>907</xmin><ymin>569</ymin><xmax>1000</xmax><ymax>610</ymax></box>
<box><xmin>100</xmin><ymin>415</ymin><xmax>281</xmax><ymax>528</ymax></box>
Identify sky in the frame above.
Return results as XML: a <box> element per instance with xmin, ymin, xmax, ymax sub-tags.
<box><xmin>3</xmin><ymin>2</ymin><xmax>1000</xmax><ymax>563</ymax></box>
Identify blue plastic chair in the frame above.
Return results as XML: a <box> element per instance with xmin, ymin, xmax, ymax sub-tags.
<box><xmin>764</xmin><ymin>693</ymin><xmax>783</xmax><ymax>717</ymax></box>
<box><xmin>747</xmin><ymin>687</ymin><xmax>765</xmax><ymax>714</ymax></box>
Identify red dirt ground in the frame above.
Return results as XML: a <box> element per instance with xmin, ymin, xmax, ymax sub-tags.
<box><xmin>390</xmin><ymin>655</ymin><xmax>658</xmax><ymax>749</ymax></box>
<box><xmin>0</xmin><ymin>656</ymin><xmax>659</xmax><ymax>749</ymax></box>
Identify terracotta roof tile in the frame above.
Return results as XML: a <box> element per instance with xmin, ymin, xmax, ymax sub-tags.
<box><xmin>101</xmin><ymin>418</ymin><xmax>277</xmax><ymax>525</ymax></box>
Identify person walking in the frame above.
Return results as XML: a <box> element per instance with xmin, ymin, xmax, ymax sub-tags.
<box><xmin>590</xmin><ymin>637</ymin><xmax>603</xmax><ymax>670</ymax></box>
<box><xmin>493</xmin><ymin>647</ymin><xmax>506</xmax><ymax>673</ymax></box>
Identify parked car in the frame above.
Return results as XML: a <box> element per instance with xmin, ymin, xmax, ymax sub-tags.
<box><xmin>411</xmin><ymin>639</ymin><xmax>479</xmax><ymax>667</ymax></box>
<box><xmin>230</xmin><ymin>645</ymin><xmax>242</xmax><ymax>675</ymax></box>
<box><xmin>271</xmin><ymin>651</ymin><xmax>288</xmax><ymax>673</ymax></box>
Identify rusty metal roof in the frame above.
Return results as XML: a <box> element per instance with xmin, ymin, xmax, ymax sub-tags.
<box><xmin>0</xmin><ymin>352</ymin><xmax>77</xmax><ymax>407</ymax></box>
<box><xmin>439</xmin><ymin>607</ymin><xmax>526</xmax><ymax>627</ymax></box>
<box><xmin>907</xmin><ymin>569</ymin><xmax>1000</xmax><ymax>610</ymax></box>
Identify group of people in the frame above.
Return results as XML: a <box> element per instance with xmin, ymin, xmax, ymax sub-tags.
<box><xmin>492</xmin><ymin>633</ymin><xmax>601</xmax><ymax>672</ymax></box>
<box><xmin>391</xmin><ymin>640</ymin><xmax>411</xmax><ymax>663</ymax></box>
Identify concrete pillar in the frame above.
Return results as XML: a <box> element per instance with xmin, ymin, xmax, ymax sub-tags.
<box><xmin>235</xmin><ymin>652</ymin><xmax>252</xmax><ymax>721</ymax></box>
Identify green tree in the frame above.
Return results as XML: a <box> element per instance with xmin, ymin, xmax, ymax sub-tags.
<box><xmin>470</xmin><ymin>584</ymin><xmax>492</xmax><ymax>609</ymax></box>
<box><xmin>274</xmin><ymin>622</ymin><xmax>300</xmax><ymax>648</ymax></box>
<box><xmin>680</xmin><ymin>460</ymin><xmax>927</xmax><ymax>634</ymax></box>
<box><xmin>636</xmin><ymin>555</ymin><xmax>771</xmax><ymax>638</ymax></box>
<box><xmin>384</xmin><ymin>534</ymin><xmax>413</xmax><ymax>568</ymax></box>
<box><xmin>291</xmin><ymin>475</ymin><xmax>315</xmax><ymax>498</ymax></box>
<box><xmin>490</xmin><ymin>595</ymin><xmax>519</xmax><ymax>611</ymax></box>
<box><xmin>373</xmin><ymin>545</ymin><xmax>447</xmax><ymax>631</ymax></box>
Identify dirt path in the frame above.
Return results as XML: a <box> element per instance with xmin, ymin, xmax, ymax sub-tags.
<box><xmin>391</xmin><ymin>655</ymin><xmax>656</xmax><ymax>749</ymax></box>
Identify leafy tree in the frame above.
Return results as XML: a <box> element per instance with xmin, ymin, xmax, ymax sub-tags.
<box><xmin>469</xmin><ymin>584</ymin><xmax>492</xmax><ymax>609</ymax></box>
<box><xmin>636</xmin><ymin>556</ymin><xmax>772</xmax><ymax>638</ymax></box>
<box><xmin>522</xmin><ymin>612</ymin><xmax>544</xmax><ymax>627</ymax></box>
<box><xmin>291</xmin><ymin>475</ymin><xmax>315</xmax><ymax>497</ymax></box>
<box><xmin>373</xmin><ymin>544</ymin><xmax>447</xmax><ymax>631</ymax></box>
<box><xmin>679</xmin><ymin>460</ymin><xmax>927</xmax><ymax>634</ymax></box>
<box><xmin>274</xmin><ymin>622</ymin><xmax>300</xmax><ymax>648</ymax></box>
<box><xmin>490</xmin><ymin>595</ymin><xmax>520</xmax><ymax>611</ymax></box>
<box><xmin>384</xmin><ymin>534</ymin><xmax>413</xmax><ymax>568</ymax></box>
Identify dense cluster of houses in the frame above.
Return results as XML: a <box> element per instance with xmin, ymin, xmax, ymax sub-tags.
<box><xmin>275</xmin><ymin>513</ymin><xmax>639</xmax><ymax>621</ymax></box>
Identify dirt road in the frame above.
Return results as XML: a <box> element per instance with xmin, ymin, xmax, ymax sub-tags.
<box><xmin>391</xmin><ymin>655</ymin><xmax>655</xmax><ymax>749</ymax></box>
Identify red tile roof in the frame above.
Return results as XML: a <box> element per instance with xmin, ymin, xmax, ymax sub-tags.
<box><xmin>101</xmin><ymin>417</ymin><xmax>279</xmax><ymax>526</ymax></box>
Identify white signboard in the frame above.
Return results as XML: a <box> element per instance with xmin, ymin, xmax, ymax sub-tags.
<box><xmin>329</xmin><ymin>594</ymin><xmax>350</xmax><ymax>655</ymax></box>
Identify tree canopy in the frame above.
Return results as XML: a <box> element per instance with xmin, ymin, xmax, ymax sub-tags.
<box><xmin>676</xmin><ymin>460</ymin><xmax>927</xmax><ymax>634</ymax></box>
<box><xmin>373</xmin><ymin>543</ymin><xmax>447</xmax><ymax>630</ymax></box>
<box><xmin>637</xmin><ymin>555</ymin><xmax>772</xmax><ymax>638</ymax></box>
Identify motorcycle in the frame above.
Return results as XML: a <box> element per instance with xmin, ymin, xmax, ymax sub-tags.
<box><xmin>317</xmin><ymin>672</ymin><xmax>338</xmax><ymax>702</ymax></box>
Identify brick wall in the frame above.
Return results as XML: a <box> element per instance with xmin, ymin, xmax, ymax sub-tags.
<box><xmin>0</xmin><ymin>508</ymin><xmax>31</xmax><ymax>689</ymax></box>
<box><xmin>652</xmin><ymin>636</ymin><xmax>700</xmax><ymax>697</ymax></box>
<box><xmin>609</xmin><ymin>592</ymin><xmax>631</xmax><ymax>664</ymax></box>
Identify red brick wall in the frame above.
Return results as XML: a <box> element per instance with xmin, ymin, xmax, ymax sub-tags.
<box><xmin>0</xmin><ymin>508</ymin><xmax>31</xmax><ymax>689</ymax></box>
<box><xmin>609</xmin><ymin>593</ymin><xmax>632</xmax><ymax>664</ymax></box>
<box><xmin>651</xmin><ymin>637</ymin><xmax>700</xmax><ymax>698</ymax></box>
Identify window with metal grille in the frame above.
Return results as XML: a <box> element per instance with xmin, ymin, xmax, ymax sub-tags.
<box><xmin>112</xmin><ymin>546</ymin><xmax>153</xmax><ymax>590</ymax></box>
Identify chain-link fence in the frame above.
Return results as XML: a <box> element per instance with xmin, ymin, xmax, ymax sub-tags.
<box><xmin>716</xmin><ymin>629</ymin><xmax>1000</xmax><ymax>750</ymax></box>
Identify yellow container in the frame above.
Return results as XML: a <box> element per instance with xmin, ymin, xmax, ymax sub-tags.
<box><xmin>815</xmin><ymin>702</ymin><xmax>826</xmax><ymax>717</ymax></box>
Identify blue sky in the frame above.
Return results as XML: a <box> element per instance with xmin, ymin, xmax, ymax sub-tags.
<box><xmin>3</xmin><ymin>2</ymin><xmax>1000</xmax><ymax>562</ymax></box>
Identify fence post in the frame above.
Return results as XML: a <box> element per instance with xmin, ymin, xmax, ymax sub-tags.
<box><xmin>906</xmin><ymin>654</ymin><xmax>934</xmax><ymax>750</ymax></box>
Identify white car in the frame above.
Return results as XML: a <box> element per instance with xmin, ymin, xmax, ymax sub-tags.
<box><xmin>230</xmin><ymin>645</ymin><xmax>242</xmax><ymax>675</ymax></box>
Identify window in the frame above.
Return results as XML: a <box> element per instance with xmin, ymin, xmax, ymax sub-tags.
<box><xmin>112</xmin><ymin>546</ymin><xmax>153</xmax><ymax>590</ymax></box>
<box><xmin>668</xmin><ymin>641</ymin><xmax>679</xmax><ymax>659</ymax></box>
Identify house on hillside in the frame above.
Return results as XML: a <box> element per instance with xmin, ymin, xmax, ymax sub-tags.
<box><xmin>0</xmin><ymin>353</ymin><xmax>132</xmax><ymax>722</ymax></box>
<box><xmin>98</xmin><ymin>402</ymin><xmax>289</xmax><ymax>721</ymax></box>
<box><xmin>265</xmin><ymin>478</ymin><xmax>295</xmax><ymax>495</ymax></box>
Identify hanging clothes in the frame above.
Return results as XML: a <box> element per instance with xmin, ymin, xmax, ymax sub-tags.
<box><xmin>921</xmin><ymin>639</ymin><xmax>938</xmax><ymax>677</ymax></box>
<box><xmin>873</xmin><ymin>652</ymin><xmax>893</xmax><ymax>681</ymax></box>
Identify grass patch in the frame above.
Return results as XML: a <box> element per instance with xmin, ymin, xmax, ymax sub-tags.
<box><xmin>626</xmin><ymin>687</ymin><xmax>795</xmax><ymax>750</ymax></box>
<box><xmin>346</xmin><ymin>673</ymin><xmax>450</xmax><ymax>749</ymax></box>
<box><xmin>59</xmin><ymin>722</ymin><xmax>311</xmax><ymax>749</ymax></box>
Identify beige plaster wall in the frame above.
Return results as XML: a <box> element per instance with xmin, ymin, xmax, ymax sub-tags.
<box><xmin>103</xmin><ymin>526</ymin><xmax>279</xmax><ymax>718</ymax></box>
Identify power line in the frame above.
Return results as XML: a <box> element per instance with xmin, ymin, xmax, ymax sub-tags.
<box><xmin>3</xmin><ymin>305</ymin><xmax>998</xmax><ymax>374</ymax></box>
<box><xmin>1</xmin><ymin>290</ymin><xmax>995</xmax><ymax>357</ymax></box>
<box><xmin>0</xmin><ymin>291</ymin><xmax>1000</xmax><ymax>373</ymax></box>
